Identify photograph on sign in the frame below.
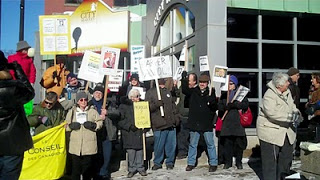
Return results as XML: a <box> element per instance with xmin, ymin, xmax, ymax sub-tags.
<box><xmin>78</xmin><ymin>51</ymin><xmax>104</xmax><ymax>83</ymax></box>
<box><xmin>220</xmin><ymin>75</ymin><xmax>229</xmax><ymax>91</ymax></box>
<box><xmin>199</xmin><ymin>56</ymin><xmax>209</xmax><ymax>72</ymax></box>
<box><xmin>138</xmin><ymin>56</ymin><xmax>172</xmax><ymax>81</ymax></box>
<box><xmin>134</xmin><ymin>101</ymin><xmax>151</xmax><ymax>129</ymax></box>
<box><xmin>173</xmin><ymin>66</ymin><xmax>184</xmax><ymax>81</ymax></box>
<box><xmin>109</xmin><ymin>70</ymin><xmax>124</xmax><ymax>92</ymax></box>
<box><xmin>232</xmin><ymin>85</ymin><xmax>250</xmax><ymax>102</ymax></box>
<box><xmin>130</xmin><ymin>45</ymin><xmax>145</xmax><ymax>73</ymax></box>
<box><xmin>100</xmin><ymin>47</ymin><xmax>120</xmax><ymax>75</ymax></box>
<box><xmin>213</xmin><ymin>65</ymin><xmax>228</xmax><ymax>83</ymax></box>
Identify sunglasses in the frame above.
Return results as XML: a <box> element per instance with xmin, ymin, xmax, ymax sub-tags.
<box><xmin>229</xmin><ymin>82</ymin><xmax>234</xmax><ymax>85</ymax></box>
<box><xmin>79</xmin><ymin>98</ymin><xmax>88</xmax><ymax>102</ymax></box>
<box><xmin>44</xmin><ymin>100</ymin><xmax>54</xmax><ymax>105</ymax></box>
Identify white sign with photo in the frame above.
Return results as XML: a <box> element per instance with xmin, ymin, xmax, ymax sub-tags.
<box><xmin>173</xmin><ymin>66</ymin><xmax>184</xmax><ymax>81</ymax></box>
<box><xmin>132</xmin><ymin>86</ymin><xmax>146</xmax><ymax>100</ymax></box>
<box><xmin>138</xmin><ymin>56</ymin><xmax>172</xmax><ymax>81</ymax></box>
<box><xmin>232</xmin><ymin>85</ymin><xmax>250</xmax><ymax>102</ymax></box>
<box><xmin>199</xmin><ymin>56</ymin><xmax>209</xmax><ymax>72</ymax></box>
<box><xmin>220</xmin><ymin>75</ymin><xmax>229</xmax><ymax>91</ymax></box>
<box><xmin>109</xmin><ymin>70</ymin><xmax>124</xmax><ymax>92</ymax></box>
<box><xmin>130</xmin><ymin>45</ymin><xmax>145</xmax><ymax>73</ymax></box>
<box><xmin>213</xmin><ymin>65</ymin><xmax>228</xmax><ymax>83</ymax></box>
<box><xmin>100</xmin><ymin>47</ymin><xmax>120</xmax><ymax>75</ymax></box>
<box><xmin>78</xmin><ymin>51</ymin><xmax>104</xmax><ymax>83</ymax></box>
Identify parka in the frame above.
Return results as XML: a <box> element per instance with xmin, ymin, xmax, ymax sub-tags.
<box><xmin>8</xmin><ymin>52</ymin><xmax>36</xmax><ymax>84</ymax></box>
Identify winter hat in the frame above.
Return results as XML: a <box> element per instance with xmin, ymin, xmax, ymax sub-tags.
<box><xmin>229</xmin><ymin>75</ymin><xmax>238</xmax><ymax>86</ymax></box>
<box><xmin>199</xmin><ymin>74</ymin><xmax>210</xmax><ymax>82</ymax></box>
<box><xmin>76</xmin><ymin>91</ymin><xmax>88</xmax><ymax>102</ymax></box>
<box><xmin>130</xmin><ymin>73</ymin><xmax>139</xmax><ymax>81</ymax></box>
<box><xmin>158</xmin><ymin>78</ymin><xmax>166</xmax><ymax>85</ymax></box>
<box><xmin>16</xmin><ymin>41</ymin><xmax>31</xmax><ymax>52</ymax></box>
<box><xmin>67</xmin><ymin>73</ymin><xmax>77</xmax><ymax>83</ymax></box>
<box><xmin>0</xmin><ymin>50</ymin><xmax>8</xmax><ymax>71</ymax></box>
<box><xmin>287</xmin><ymin>67</ymin><xmax>300</xmax><ymax>76</ymax></box>
<box><xmin>93</xmin><ymin>83</ymin><xmax>105</xmax><ymax>94</ymax></box>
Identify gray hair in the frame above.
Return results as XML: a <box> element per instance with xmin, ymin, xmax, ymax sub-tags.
<box><xmin>128</xmin><ymin>89</ymin><xmax>140</xmax><ymax>99</ymax></box>
<box><xmin>272</xmin><ymin>72</ymin><xmax>289</xmax><ymax>88</ymax></box>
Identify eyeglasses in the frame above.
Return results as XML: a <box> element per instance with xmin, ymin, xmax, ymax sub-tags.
<box><xmin>44</xmin><ymin>100</ymin><xmax>54</xmax><ymax>105</ymax></box>
<box><xmin>229</xmin><ymin>82</ymin><xmax>234</xmax><ymax>85</ymax></box>
<box><xmin>79</xmin><ymin>98</ymin><xmax>88</xmax><ymax>102</ymax></box>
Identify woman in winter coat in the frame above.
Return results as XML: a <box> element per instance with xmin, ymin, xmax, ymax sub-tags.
<box><xmin>118</xmin><ymin>89</ymin><xmax>147</xmax><ymax>178</ymax></box>
<box><xmin>257</xmin><ymin>72</ymin><xmax>301</xmax><ymax>180</ymax></box>
<box><xmin>66</xmin><ymin>91</ymin><xmax>103</xmax><ymax>180</ymax></box>
<box><xmin>218</xmin><ymin>75</ymin><xmax>249</xmax><ymax>170</ymax></box>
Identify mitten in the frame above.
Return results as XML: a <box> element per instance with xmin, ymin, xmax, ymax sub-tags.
<box><xmin>83</xmin><ymin>121</ymin><xmax>97</xmax><ymax>131</ymax></box>
<box><xmin>69</xmin><ymin>122</ymin><xmax>81</xmax><ymax>130</ymax></box>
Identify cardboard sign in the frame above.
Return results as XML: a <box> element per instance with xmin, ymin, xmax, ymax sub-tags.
<box><xmin>78</xmin><ymin>51</ymin><xmax>104</xmax><ymax>83</ymax></box>
<box><xmin>138</xmin><ymin>56</ymin><xmax>172</xmax><ymax>81</ymax></box>
<box><xmin>100</xmin><ymin>47</ymin><xmax>120</xmax><ymax>75</ymax></box>
<box><xmin>134</xmin><ymin>101</ymin><xmax>151</xmax><ymax>129</ymax></box>
<box><xmin>213</xmin><ymin>65</ymin><xmax>228</xmax><ymax>83</ymax></box>
<box><xmin>109</xmin><ymin>70</ymin><xmax>124</xmax><ymax>92</ymax></box>
<box><xmin>39</xmin><ymin>15</ymin><xmax>71</xmax><ymax>55</ymax></box>
<box><xmin>130</xmin><ymin>45</ymin><xmax>145</xmax><ymax>73</ymax></box>
<box><xmin>199</xmin><ymin>56</ymin><xmax>209</xmax><ymax>72</ymax></box>
<box><xmin>173</xmin><ymin>66</ymin><xmax>184</xmax><ymax>81</ymax></box>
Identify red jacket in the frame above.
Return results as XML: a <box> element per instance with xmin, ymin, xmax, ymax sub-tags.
<box><xmin>8</xmin><ymin>52</ymin><xmax>36</xmax><ymax>83</ymax></box>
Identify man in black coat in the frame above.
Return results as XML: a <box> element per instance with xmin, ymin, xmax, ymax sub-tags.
<box><xmin>181</xmin><ymin>72</ymin><xmax>218</xmax><ymax>172</ymax></box>
<box><xmin>0</xmin><ymin>50</ymin><xmax>35</xmax><ymax>179</ymax></box>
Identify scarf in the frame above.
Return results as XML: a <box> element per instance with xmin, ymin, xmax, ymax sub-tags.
<box><xmin>92</xmin><ymin>98</ymin><xmax>103</xmax><ymax>114</ymax></box>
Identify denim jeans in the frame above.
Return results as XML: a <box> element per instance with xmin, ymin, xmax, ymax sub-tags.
<box><xmin>153</xmin><ymin>128</ymin><xmax>176</xmax><ymax>166</ymax></box>
<box><xmin>187</xmin><ymin>131</ymin><xmax>218</xmax><ymax>166</ymax></box>
<box><xmin>99</xmin><ymin>139</ymin><xmax>112</xmax><ymax>177</ymax></box>
<box><xmin>0</xmin><ymin>155</ymin><xmax>24</xmax><ymax>180</ymax></box>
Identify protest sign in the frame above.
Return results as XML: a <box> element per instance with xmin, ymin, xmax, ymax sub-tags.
<box><xmin>179</xmin><ymin>45</ymin><xmax>187</xmax><ymax>62</ymax></box>
<box><xmin>20</xmin><ymin>123</ymin><xmax>66</xmax><ymax>180</ymax></box>
<box><xmin>109</xmin><ymin>70</ymin><xmax>124</xmax><ymax>92</ymax></box>
<box><xmin>138</xmin><ymin>56</ymin><xmax>172</xmax><ymax>81</ymax></box>
<box><xmin>199</xmin><ymin>56</ymin><xmax>209</xmax><ymax>72</ymax></box>
<box><xmin>130</xmin><ymin>45</ymin><xmax>145</xmax><ymax>73</ymax></box>
<box><xmin>213</xmin><ymin>65</ymin><xmax>228</xmax><ymax>83</ymax></box>
<box><xmin>132</xmin><ymin>86</ymin><xmax>146</xmax><ymax>100</ymax></box>
<box><xmin>100</xmin><ymin>47</ymin><xmax>120</xmax><ymax>75</ymax></box>
<box><xmin>134</xmin><ymin>101</ymin><xmax>151</xmax><ymax>129</ymax></box>
<box><xmin>232</xmin><ymin>85</ymin><xmax>250</xmax><ymax>102</ymax></box>
<box><xmin>220</xmin><ymin>75</ymin><xmax>229</xmax><ymax>91</ymax></box>
<box><xmin>39</xmin><ymin>15</ymin><xmax>71</xmax><ymax>55</ymax></box>
<box><xmin>173</xmin><ymin>66</ymin><xmax>184</xmax><ymax>81</ymax></box>
<box><xmin>78</xmin><ymin>51</ymin><xmax>104</xmax><ymax>83</ymax></box>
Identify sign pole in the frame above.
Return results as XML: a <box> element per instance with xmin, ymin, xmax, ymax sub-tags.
<box><xmin>103</xmin><ymin>75</ymin><xmax>109</xmax><ymax>108</ymax></box>
<box><xmin>143</xmin><ymin>129</ymin><xmax>146</xmax><ymax>160</ymax></box>
<box><xmin>155</xmin><ymin>78</ymin><xmax>164</xmax><ymax>117</ymax></box>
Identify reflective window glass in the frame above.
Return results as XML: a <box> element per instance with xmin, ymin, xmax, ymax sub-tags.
<box><xmin>227</xmin><ymin>14</ymin><xmax>258</xmax><ymax>39</ymax></box>
<box><xmin>262</xmin><ymin>44</ymin><xmax>293</xmax><ymax>69</ymax></box>
<box><xmin>262</xmin><ymin>16</ymin><xmax>292</xmax><ymax>40</ymax></box>
<box><xmin>174</xmin><ymin>7</ymin><xmax>186</xmax><ymax>43</ymax></box>
<box><xmin>298</xmin><ymin>45</ymin><xmax>320</xmax><ymax>70</ymax></box>
<box><xmin>298</xmin><ymin>16</ymin><xmax>320</xmax><ymax>42</ymax></box>
<box><xmin>227</xmin><ymin>42</ymin><xmax>258</xmax><ymax>68</ymax></box>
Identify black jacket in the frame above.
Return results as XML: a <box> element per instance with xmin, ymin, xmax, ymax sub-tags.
<box><xmin>182</xmin><ymin>78</ymin><xmax>217</xmax><ymax>132</ymax></box>
<box><xmin>0</xmin><ymin>67</ymin><xmax>35</xmax><ymax>155</ymax></box>
<box><xmin>118</xmin><ymin>99</ymin><xmax>143</xmax><ymax>150</ymax></box>
<box><xmin>288</xmin><ymin>78</ymin><xmax>300</xmax><ymax>108</ymax></box>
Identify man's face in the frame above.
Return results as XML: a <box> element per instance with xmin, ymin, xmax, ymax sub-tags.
<box><xmin>69</xmin><ymin>77</ymin><xmax>78</xmax><ymax>86</ymax></box>
<box><xmin>44</xmin><ymin>99</ymin><xmax>56</xmax><ymax>110</ymax></box>
<box><xmin>199</xmin><ymin>81</ymin><xmax>208</xmax><ymax>90</ymax></box>
<box><xmin>93</xmin><ymin>91</ymin><xmax>103</xmax><ymax>101</ymax></box>
<box><xmin>291</xmin><ymin>73</ymin><xmax>300</xmax><ymax>83</ymax></box>
<box><xmin>131</xmin><ymin>78</ymin><xmax>139</xmax><ymax>86</ymax></box>
<box><xmin>188</xmin><ymin>74</ymin><xmax>196</xmax><ymax>88</ymax></box>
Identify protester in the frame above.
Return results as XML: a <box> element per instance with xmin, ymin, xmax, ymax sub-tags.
<box><xmin>145</xmin><ymin>78</ymin><xmax>179</xmax><ymax>170</ymax></box>
<box><xmin>118</xmin><ymin>89</ymin><xmax>147</xmax><ymax>178</ymax></box>
<box><xmin>218</xmin><ymin>75</ymin><xmax>249</xmax><ymax>170</ymax></box>
<box><xmin>257</xmin><ymin>72</ymin><xmax>301</xmax><ymax>180</ymax></box>
<box><xmin>40</xmin><ymin>55</ymin><xmax>70</xmax><ymax>97</ymax></box>
<box><xmin>8</xmin><ymin>40</ymin><xmax>36</xmax><ymax>85</ymax></box>
<box><xmin>89</xmin><ymin>83</ymin><xmax>118</xmax><ymax>180</ymax></box>
<box><xmin>119</xmin><ymin>73</ymin><xmax>145</xmax><ymax>102</ymax></box>
<box><xmin>0</xmin><ymin>51</ymin><xmax>35</xmax><ymax>179</ymax></box>
<box><xmin>28</xmin><ymin>91</ymin><xmax>65</xmax><ymax>135</ymax></box>
<box><xmin>66</xmin><ymin>91</ymin><xmax>103</xmax><ymax>180</ymax></box>
<box><xmin>287</xmin><ymin>67</ymin><xmax>300</xmax><ymax>108</ymax></box>
<box><xmin>181</xmin><ymin>72</ymin><xmax>218</xmax><ymax>172</ymax></box>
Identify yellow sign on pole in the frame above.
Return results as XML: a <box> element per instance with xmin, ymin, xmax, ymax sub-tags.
<box><xmin>134</xmin><ymin>101</ymin><xmax>151</xmax><ymax>129</ymax></box>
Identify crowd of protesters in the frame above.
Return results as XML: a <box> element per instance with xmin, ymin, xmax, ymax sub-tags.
<box><xmin>1</xmin><ymin>40</ymin><xmax>320</xmax><ymax>180</ymax></box>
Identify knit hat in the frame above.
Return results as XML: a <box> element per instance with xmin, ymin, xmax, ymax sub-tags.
<box><xmin>130</xmin><ymin>73</ymin><xmax>139</xmax><ymax>81</ymax></box>
<box><xmin>93</xmin><ymin>83</ymin><xmax>105</xmax><ymax>94</ymax></box>
<box><xmin>76</xmin><ymin>91</ymin><xmax>88</xmax><ymax>102</ymax></box>
<box><xmin>199</xmin><ymin>74</ymin><xmax>210</xmax><ymax>82</ymax></box>
<box><xmin>287</xmin><ymin>67</ymin><xmax>300</xmax><ymax>76</ymax></box>
<box><xmin>16</xmin><ymin>41</ymin><xmax>31</xmax><ymax>52</ymax></box>
<box><xmin>158</xmin><ymin>78</ymin><xmax>166</xmax><ymax>85</ymax></box>
<box><xmin>67</xmin><ymin>73</ymin><xmax>77</xmax><ymax>83</ymax></box>
<box><xmin>0</xmin><ymin>50</ymin><xmax>8</xmax><ymax>71</ymax></box>
<box><xmin>229</xmin><ymin>75</ymin><xmax>238</xmax><ymax>86</ymax></box>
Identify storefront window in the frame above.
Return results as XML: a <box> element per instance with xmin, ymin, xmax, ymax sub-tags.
<box><xmin>227</xmin><ymin>14</ymin><xmax>257</xmax><ymax>39</ymax></box>
<box><xmin>65</xmin><ymin>0</ymin><xmax>81</xmax><ymax>4</ymax></box>
<box><xmin>262</xmin><ymin>15</ymin><xmax>293</xmax><ymax>40</ymax></box>
<box><xmin>298</xmin><ymin>45</ymin><xmax>320</xmax><ymax>70</ymax></box>
<box><xmin>187</xmin><ymin>10</ymin><xmax>195</xmax><ymax>36</ymax></box>
<box><xmin>298</xmin><ymin>16</ymin><xmax>320</xmax><ymax>42</ymax></box>
<box><xmin>262</xmin><ymin>44</ymin><xmax>293</xmax><ymax>69</ymax></box>
<box><xmin>160</xmin><ymin>15</ymin><xmax>171</xmax><ymax>49</ymax></box>
<box><xmin>227</xmin><ymin>42</ymin><xmax>258</xmax><ymax>68</ymax></box>
<box><xmin>187</xmin><ymin>46</ymin><xmax>195</xmax><ymax>72</ymax></box>
<box><xmin>174</xmin><ymin>7</ymin><xmax>186</xmax><ymax>42</ymax></box>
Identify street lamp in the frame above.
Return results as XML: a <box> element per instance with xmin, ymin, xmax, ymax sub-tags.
<box><xmin>19</xmin><ymin>0</ymin><xmax>25</xmax><ymax>41</ymax></box>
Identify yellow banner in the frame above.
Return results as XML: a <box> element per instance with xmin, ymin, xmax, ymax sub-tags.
<box><xmin>134</xmin><ymin>101</ymin><xmax>151</xmax><ymax>129</ymax></box>
<box><xmin>19</xmin><ymin>123</ymin><xmax>67</xmax><ymax>180</ymax></box>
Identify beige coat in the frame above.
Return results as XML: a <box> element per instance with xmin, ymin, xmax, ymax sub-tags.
<box><xmin>66</xmin><ymin>106</ymin><xmax>103</xmax><ymax>156</ymax></box>
<box><xmin>257</xmin><ymin>81</ymin><xmax>299</xmax><ymax>147</ymax></box>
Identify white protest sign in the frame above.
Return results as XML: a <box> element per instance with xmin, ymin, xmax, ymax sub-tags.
<box><xmin>109</xmin><ymin>70</ymin><xmax>124</xmax><ymax>92</ymax></box>
<box><xmin>213</xmin><ymin>65</ymin><xmax>228</xmax><ymax>83</ymax></box>
<box><xmin>220</xmin><ymin>75</ymin><xmax>229</xmax><ymax>91</ymax></box>
<box><xmin>138</xmin><ymin>56</ymin><xmax>172</xmax><ymax>81</ymax></box>
<box><xmin>100</xmin><ymin>47</ymin><xmax>120</xmax><ymax>75</ymax></box>
<box><xmin>78</xmin><ymin>51</ymin><xmax>104</xmax><ymax>83</ymax></box>
<box><xmin>179</xmin><ymin>45</ymin><xmax>186</xmax><ymax>62</ymax></box>
<box><xmin>130</xmin><ymin>45</ymin><xmax>145</xmax><ymax>73</ymax></box>
<box><xmin>173</xmin><ymin>66</ymin><xmax>184</xmax><ymax>81</ymax></box>
<box><xmin>232</xmin><ymin>85</ymin><xmax>250</xmax><ymax>102</ymax></box>
<box><xmin>132</xmin><ymin>86</ymin><xmax>146</xmax><ymax>100</ymax></box>
<box><xmin>199</xmin><ymin>56</ymin><xmax>209</xmax><ymax>72</ymax></box>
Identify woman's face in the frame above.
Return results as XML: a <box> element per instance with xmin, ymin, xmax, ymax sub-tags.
<box><xmin>229</xmin><ymin>81</ymin><xmax>236</xmax><ymax>91</ymax></box>
<box><xmin>131</xmin><ymin>95</ymin><xmax>140</xmax><ymax>102</ymax></box>
<box><xmin>278</xmin><ymin>80</ymin><xmax>290</xmax><ymax>93</ymax></box>
<box><xmin>77</xmin><ymin>98</ymin><xmax>88</xmax><ymax>109</ymax></box>
<box><xmin>311</xmin><ymin>75</ymin><xmax>320</xmax><ymax>89</ymax></box>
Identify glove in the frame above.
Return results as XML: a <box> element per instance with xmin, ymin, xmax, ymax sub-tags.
<box><xmin>156</xmin><ymin>100</ymin><xmax>164</xmax><ymax>107</ymax></box>
<box><xmin>69</xmin><ymin>122</ymin><xmax>81</xmax><ymax>130</ymax></box>
<box><xmin>130</xmin><ymin>125</ymin><xmax>139</xmax><ymax>132</ymax></box>
<box><xmin>52</xmin><ymin>71</ymin><xmax>58</xmax><ymax>79</ymax></box>
<box><xmin>226</xmin><ymin>102</ymin><xmax>238</xmax><ymax>110</ymax></box>
<box><xmin>292</xmin><ymin>111</ymin><xmax>302</xmax><ymax>128</ymax></box>
<box><xmin>83</xmin><ymin>121</ymin><xmax>97</xmax><ymax>131</ymax></box>
<box><xmin>305</xmin><ymin>104</ymin><xmax>315</xmax><ymax>115</ymax></box>
<box><xmin>182</xmin><ymin>71</ymin><xmax>188</xmax><ymax>79</ymax></box>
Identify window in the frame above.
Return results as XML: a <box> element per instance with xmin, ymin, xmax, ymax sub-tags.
<box><xmin>227</xmin><ymin>42</ymin><xmax>258</xmax><ymax>68</ymax></box>
<box><xmin>262</xmin><ymin>44</ymin><xmax>293</xmax><ymax>69</ymax></box>
<box><xmin>230</xmin><ymin>72</ymin><xmax>258</xmax><ymax>98</ymax></box>
<box><xmin>298</xmin><ymin>16</ymin><xmax>320</xmax><ymax>42</ymax></box>
<box><xmin>262</xmin><ymin>15</ymin><xmax>292</xmax><ymax>40</ymax></box>
<box><xmin>227</xmin><ymin>14</ymin><xmax>258</xmax><ymax>39</ymax></box>
<box><xmin>298</xmin><ymin>45</ymin><xmax>320</xmax><ymax>70</ymax></box>
<box><xmin>174</xmin><ymin>7</ymin><xmax>186</xmax><ymax>42</ymax></box>
<box><xmin>160</xmin><ymin>15</ymin><xmax>171</xmax><ymax>49</ymax></box>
